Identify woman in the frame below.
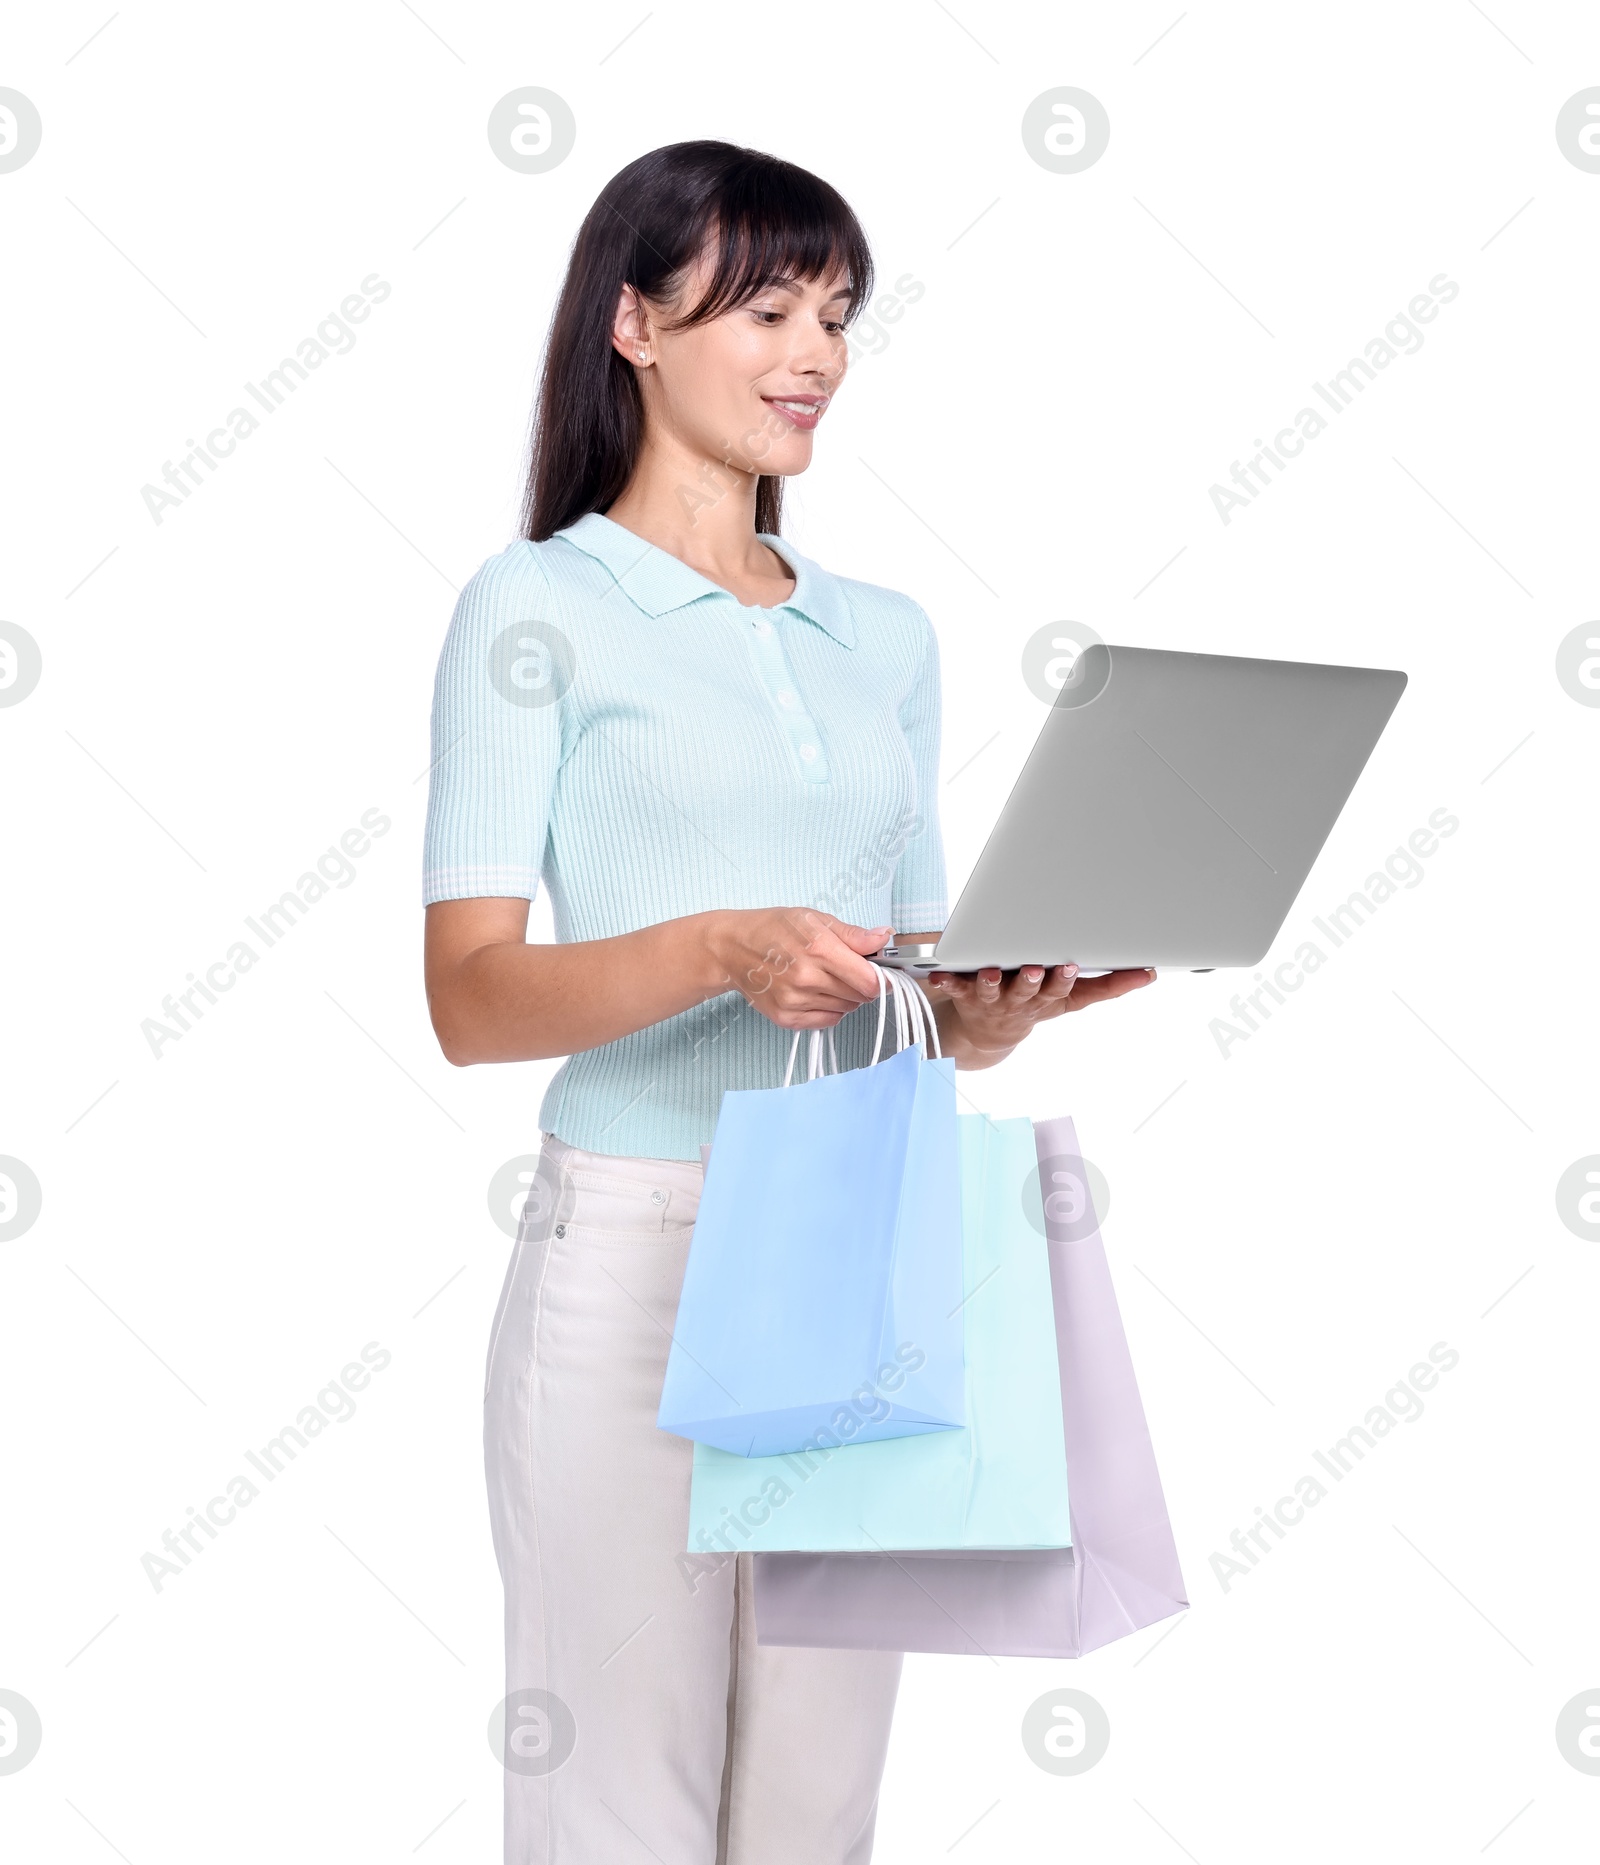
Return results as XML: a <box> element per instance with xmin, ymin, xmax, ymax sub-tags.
<box><xmin>422</xmin><ymin>140</ymin><xmax>1152</xmax><ymax>1864</ymax></box>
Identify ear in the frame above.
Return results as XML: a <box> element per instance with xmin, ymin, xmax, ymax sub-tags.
<box><xmin>612</xmin><ymin>285</ymin><xmax>650</xmax><ymax>366</ymax></box>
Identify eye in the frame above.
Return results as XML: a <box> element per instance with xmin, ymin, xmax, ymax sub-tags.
<box><xmin>751</xmin><ymin>308</ymin><xmax>784</xmax><ymax>325</ymax></box>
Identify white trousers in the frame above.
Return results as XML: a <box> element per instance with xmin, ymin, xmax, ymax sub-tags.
<box><xmin>484</xmin><ymin>1130</ymin><xmax>903</xmax><ymax>1863</ymax></box>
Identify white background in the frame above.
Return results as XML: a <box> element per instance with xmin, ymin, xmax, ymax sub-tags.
<box><xmin>3</xmin><ymin>2</ymin><xmax>1598</xmax><ymax>1859</ymax></box>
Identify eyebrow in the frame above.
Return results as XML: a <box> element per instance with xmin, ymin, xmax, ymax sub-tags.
<box><xmin>759</xmin><ymin>276</ymin><xmax>853</xmax><ymax>304</ymax></box>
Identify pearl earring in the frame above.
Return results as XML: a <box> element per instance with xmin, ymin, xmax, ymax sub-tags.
<box><xmin>636</xmin><ymin>348</ymin><xmax>647</xmax><ymax>360</ymax></box>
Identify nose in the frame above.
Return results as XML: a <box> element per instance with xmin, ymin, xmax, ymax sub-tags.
<box><xmin>792</xmin><ymin>316</ymin><xmax>844</xmax><ymax>378</ymax></box>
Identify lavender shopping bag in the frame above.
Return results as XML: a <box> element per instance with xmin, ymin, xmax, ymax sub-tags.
<box><xmin>751</xmin><ymin>1115</ymin><xmax>1187</xmax><ymax>1658</ymax></box>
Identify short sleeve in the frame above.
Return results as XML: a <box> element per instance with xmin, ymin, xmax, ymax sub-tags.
<box><xmin>889</xmin><ymin>604</ymin><xmax>949</xmax><ymax>935</ymax></box>
<box><xmin>421</xmin><ymin>542</ymin><xmax>562</xmax><ymax>905</ymax></box>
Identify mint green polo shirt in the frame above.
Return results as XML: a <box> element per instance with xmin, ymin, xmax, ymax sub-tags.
<box><xmin>422</xmin><ymin>511</ymin><xmax>947</xmax><ymax>1159</ymax></box>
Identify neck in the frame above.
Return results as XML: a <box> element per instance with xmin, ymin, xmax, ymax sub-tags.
<box><xmin>604</xmin><ymin>441</ymin><xmax>777</xmax><ymax>586</ymax></box>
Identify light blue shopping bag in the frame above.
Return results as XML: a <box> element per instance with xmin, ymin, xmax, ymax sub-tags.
<box><xmin>686</xmin><ymin>1110</ymin><xmax>1071</xmax><ymax>1551</ymax></box>
<box><xmin>658</xmin><ymin>967</ymin><xmax>963</xmax><ymax>1458</ymax></box>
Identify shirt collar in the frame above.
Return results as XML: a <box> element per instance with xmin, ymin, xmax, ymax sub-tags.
<box><xmin>551</xmin><ymin>511</ymin><xmax>856</xmax><ymax>649</ymax></box>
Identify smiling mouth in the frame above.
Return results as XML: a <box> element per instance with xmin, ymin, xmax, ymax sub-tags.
<box><xmin>762</xmin><ymin>396</ymin><xmax>828</xmax><ymax>424</ymax></box>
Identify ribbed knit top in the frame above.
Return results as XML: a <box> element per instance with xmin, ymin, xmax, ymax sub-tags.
<box><xmin>422</xmin><ymin>511</ymin><xmax>947</xmax><ymax>1160</ymax></box>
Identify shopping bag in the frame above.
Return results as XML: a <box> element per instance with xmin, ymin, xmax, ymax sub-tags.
<box><xmin>685</xmin><ymin>1097</ymin><xmax>1071</xmax><ymax>1549</ymax></box>
<box><xmin>749</xmin><ymin>1114</ymin><xmax>1188</xmax><ymax>1656</ymax></box>
<box><xmin>657</xmin><ymin>966</ymin><xmax>963</xmax><ymax>1458</ymax></box>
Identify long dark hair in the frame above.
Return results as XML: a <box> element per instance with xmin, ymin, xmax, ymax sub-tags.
<box><xmin>521</xmin><ymin>140</ymin><xmax>874</xmax><ymax>542</ymax></box>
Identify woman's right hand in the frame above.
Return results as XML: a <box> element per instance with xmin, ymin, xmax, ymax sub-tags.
<box><xmin>424</xmin><ymin>898</ymin><xmax>896</xmax><ymax>1067</ymax></box>
<box><xmin>701</xmin><ymin>908</ymin><xmax>893</xmax><ymax>1030</ymax></box>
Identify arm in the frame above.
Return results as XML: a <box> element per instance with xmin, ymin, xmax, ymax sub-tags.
<box><xmin>424</xmin><ymin>898</ymin><xmax>896</xmax><ymax>1066</ymax></box>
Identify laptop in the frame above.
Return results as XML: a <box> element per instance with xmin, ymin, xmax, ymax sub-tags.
<box><xmin>878</xmin><ymin>643</ymin><xmax>1407</xmax><ymax>976</ymax></box>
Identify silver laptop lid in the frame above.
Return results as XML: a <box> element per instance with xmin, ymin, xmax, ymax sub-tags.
<box><xmin>930</xmin><ymin>643</ymin><xmax>1406</xmax><ymax>972</ymax></box>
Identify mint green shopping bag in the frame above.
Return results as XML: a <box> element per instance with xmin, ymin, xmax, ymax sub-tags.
<box><xmin>686</xmin><ymin>1111</ymin><xmax>1071</xmax><ymax>1553</ymax></box>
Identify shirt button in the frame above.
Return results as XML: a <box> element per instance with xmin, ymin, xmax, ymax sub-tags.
<box><xmin>777</xmin><ymin>689</ymin><xmax>798</xmax><ymax>709</ymax></box>
<box><xmin>799</xmin><ymin>743</ymin><xmax>819</xmax><ymax>762</ymax></box>
<box><xmin>752</xmin><ymin>618</ymin><xmax>773</xmax><ymax>635</ymax></box>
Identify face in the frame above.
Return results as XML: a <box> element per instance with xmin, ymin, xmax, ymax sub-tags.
<box><xmin>615</xmin><ymin>245</ymin><xmax>851</xmax><ymax>482</ymax></box>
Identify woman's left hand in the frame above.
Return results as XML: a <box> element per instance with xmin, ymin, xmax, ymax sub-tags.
<box><xmin>925</xmin><ymin>963</ymin><xmax>1155</xmax><ymax>1069</ymax></box>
